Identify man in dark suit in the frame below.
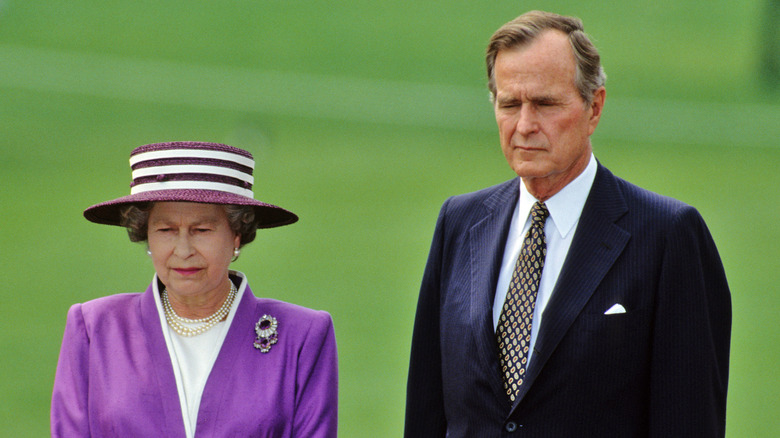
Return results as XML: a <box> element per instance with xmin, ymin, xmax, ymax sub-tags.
<box><xmin>405</xmin><ymin>11</ymin><xmax>731</xmax><ymax>437</ymax></box>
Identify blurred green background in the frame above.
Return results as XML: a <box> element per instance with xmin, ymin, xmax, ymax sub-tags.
<box><xmin>1</xmin><ymin>0</ymin><xmax>778</xmax><ymax>436</ymax></box>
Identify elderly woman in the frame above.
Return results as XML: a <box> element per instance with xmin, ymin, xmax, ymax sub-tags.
<box><xmin>51</xmin><ymin>142</ymin><xmax>337</xmax><ymax>437</ymax></box>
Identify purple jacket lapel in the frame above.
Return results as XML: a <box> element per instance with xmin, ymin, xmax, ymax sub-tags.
<box><xmin>137</xmin><ymin>281</ymin><xmax>270</xmax><ymax>436</ymax></box>
<box><xmin>195</xmin><ymin>285</ymin><xmax>256</xmax><ymax>430</ymax></box>
<box><xmin>139</xmin><ymin>284</ymin><xmax>187</xmax><ymax>437</ymax></box>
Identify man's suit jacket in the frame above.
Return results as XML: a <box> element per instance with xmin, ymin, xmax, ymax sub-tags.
<box><xmin>405</xmin><ymin>163</ymin><xmax>731</xmax><ymax>437</ymax></box>
<box><xmin>52</xmin><ymin>273</ymin><xmax>338</xmax><ymax>437</ymax></box>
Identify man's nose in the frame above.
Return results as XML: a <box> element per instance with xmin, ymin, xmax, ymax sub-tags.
<box><xmin>515</xmin><ymin>105</ymin><xmax>540</xmax><ymax>136</ymax></box>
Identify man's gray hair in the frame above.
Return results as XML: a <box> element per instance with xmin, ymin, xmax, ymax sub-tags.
<box><xmin>486</xmin><ymin>10</ymin><xmax>606</xmax><ymax>104</ymax></box>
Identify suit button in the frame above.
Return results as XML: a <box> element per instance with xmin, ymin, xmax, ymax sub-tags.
<box><xmin>505</xmin><ymin>421</ymin><xmax>518</xmax><ymax>432</ymax></box>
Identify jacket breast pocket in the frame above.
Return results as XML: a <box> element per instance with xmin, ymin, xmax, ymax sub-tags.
<box><xmin>578</xmin><ymin>305</ymin><xmax>651</xmax><ymax>331</ymax></box>
<box><xmin>572</xmin><ymin>305</ymin><xmax>653</xmax><ymax>360</ymax></box>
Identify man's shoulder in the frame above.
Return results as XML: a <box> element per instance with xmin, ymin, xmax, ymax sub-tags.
<box><xmin>598</xmin><ymin>164</ymin><xmax>703</xmax><ymax>227</ymax></box>
<box><xmin>428</xmin><ymin>178</ymin><xmax>519</xmax><ymax>236</ymax></box>
<box><xmin>444</xmin><ymin>178</ymin><xmax>519</xmax><ymax>210</ymax></box>
<box><xmin>608</xmin><ymin>169</ymin><xmax>690</xmax><ymax>212</ymax></box>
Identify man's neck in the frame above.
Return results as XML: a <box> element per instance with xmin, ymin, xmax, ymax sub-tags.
<box><xmin>522</xmin><ymin>152</ymin><xmax>592</xmax><ymax>201</ymax></box>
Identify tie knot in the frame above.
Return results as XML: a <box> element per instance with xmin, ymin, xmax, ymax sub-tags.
<box><xmin>530</xmin><ymin>202</ymin><xmax>549</xmax><ymax>225</ymax></box>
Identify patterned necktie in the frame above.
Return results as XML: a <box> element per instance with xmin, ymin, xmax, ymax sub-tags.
<box><xmin>496</xmin><ymin>201</ymin><xmax>550</xmax><ymax>403</ymax></box>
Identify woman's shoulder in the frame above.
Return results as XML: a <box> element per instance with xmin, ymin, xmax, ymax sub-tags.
<box><xmin>69</xmin><ymin>292</ymin><xmax>145</xmax><ymax>323</ymax></box>
<box><xmin>79</xmin><ymin>291</ymin><xmax>144</xmax><ymax>309</ymax></box>
<box><xmin>250</xmin><ymin>297</ymin><xmax>332</xmax><ymax>323</ymax></box>
<box><xmin>243</xmin><ymin>295</ymin><xmax>334</xmax><ymax>342</ymax></box>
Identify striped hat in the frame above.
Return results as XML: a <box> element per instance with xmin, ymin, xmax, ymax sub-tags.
<box><xmin>84</xmin><ymin>141</ymin><xmax>298</xmax><ymax>229</ymax></box>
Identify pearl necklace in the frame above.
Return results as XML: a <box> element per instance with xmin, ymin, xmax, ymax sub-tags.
<box><xmin>162</xmin><ymin>283</ymin><xmax>237</xmax><ymax>337</ymax></box>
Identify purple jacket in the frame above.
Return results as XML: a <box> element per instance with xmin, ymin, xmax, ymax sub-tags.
<box><xmin>51</xmin><ymin>277</ymin><xmax>338</xmax><ymax>437</ymax></box>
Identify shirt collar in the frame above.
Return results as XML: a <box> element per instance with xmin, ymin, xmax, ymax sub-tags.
<box><xmin>518</xmin><ymin>153</ymin><xmax>597</xmax><ymax>239</ymax></box>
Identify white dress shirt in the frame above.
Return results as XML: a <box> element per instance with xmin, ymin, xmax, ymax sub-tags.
<box><xmin>492</xmin><ymin>154</ymin><xmax>597</xmax><ymax>367</ymax></box>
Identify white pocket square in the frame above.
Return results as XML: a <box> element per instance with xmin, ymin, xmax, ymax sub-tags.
<box><xmin>604</xmin><ymin>303</ymin><xmax>626</xmax><ymax>315</ymax></box>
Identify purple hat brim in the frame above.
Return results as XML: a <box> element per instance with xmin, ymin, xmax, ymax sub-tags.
<box><xmin>84</xmin><ymin>189</ymin><xmax>298</xmax><ymax>229</ymax></box>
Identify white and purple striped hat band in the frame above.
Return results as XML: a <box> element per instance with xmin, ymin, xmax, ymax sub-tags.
<box><xmin>84</xmin><ymin>142</ymin><xmax>298</xmax><ymax>229</ymax></box>
<box><xmin>129</xmin><ymin>143</ymin><xmax>256</xmax><ymax>198</ymax></box>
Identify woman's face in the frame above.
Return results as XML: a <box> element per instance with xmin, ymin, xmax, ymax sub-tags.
<box><xmin>147</xmin><ymin>202</ymin><xmax>240</xmax><ymax>302</ymax></box>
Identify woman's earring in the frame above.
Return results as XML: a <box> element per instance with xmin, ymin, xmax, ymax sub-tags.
<box><xmin>233</xmin><ymin>248</ymin><xmax>241</xmax><ymax>258</ymax></box>
<box><xmin>146</xmin><ymin>249</ymin><xmax>152</xmax><ymax>256</ymax></box>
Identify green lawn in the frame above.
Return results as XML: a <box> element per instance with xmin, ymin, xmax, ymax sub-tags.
<box><xmin>1</xmin><ymin>1</ymin><xmax>777</xmax><ymax>436</ymax></box>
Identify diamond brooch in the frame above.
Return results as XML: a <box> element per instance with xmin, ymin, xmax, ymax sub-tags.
<box><xmin>254</xmin><ymin>314</ymin><xmax>278</xmax><ymax>353</ymax></box>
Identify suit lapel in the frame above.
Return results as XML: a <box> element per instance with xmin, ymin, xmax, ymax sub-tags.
<box><xmin>470</xmin><ymin>179</ymin><xmax>521</xmax><ymax>403</ymax></box>
<box><xmin>140</xmin><ymin>283</ymin><xmax>187</xmax><ymax>437</ymax></box>
<box><xmin>510</xmin><ymin>164</ymin><xmax>630</xmax><ymax>408</ymax></box>
<box><xmin>195</xmin><ymin>282</ymin><xmax>256</xmax><ymax>434</ymax></box>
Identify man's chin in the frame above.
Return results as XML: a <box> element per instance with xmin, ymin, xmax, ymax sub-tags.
<box><xmin>511</xmin><ymin>163</ymin><xmax>550</xmax><ymax>180</ymax></box>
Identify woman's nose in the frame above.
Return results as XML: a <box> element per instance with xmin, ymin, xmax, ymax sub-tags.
<box><xmin>172</xmin><ymin>234</ymin><xmax>195</xmax><ymax>258</ymax></box>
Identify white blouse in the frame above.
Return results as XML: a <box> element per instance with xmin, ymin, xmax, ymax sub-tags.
<box><xmin>152</xmin><ymin>272</ymin><xmax>246</xmax><ymax>438</ymax></box>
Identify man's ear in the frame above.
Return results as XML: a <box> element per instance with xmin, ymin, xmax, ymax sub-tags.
<box><xmin>588</xmin><ymin>87</ymin><xmax>606</xmax><ymax>135</ymax></box>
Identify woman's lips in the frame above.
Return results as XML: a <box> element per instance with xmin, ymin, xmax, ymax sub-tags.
<box><xmin>173</xmin><ymin>268</ymin><xmax>202</xmax><ymax>276</ymax></box>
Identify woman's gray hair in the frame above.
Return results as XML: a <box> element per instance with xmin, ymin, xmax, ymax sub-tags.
<box><xmin>119</xmin><ymin>203</ymin><xmax>258</xmax><ymax>247</ymax></box>
<box><xmin>486</xmin><ymin>10</ymin><xmax>606</xmax><ymax>104</ymax></box>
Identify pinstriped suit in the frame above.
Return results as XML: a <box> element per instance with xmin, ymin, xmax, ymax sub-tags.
<box><xmin>405</xmin><ymin>163</ymin><xmax>731</xmax><ymax>437</ymax></box>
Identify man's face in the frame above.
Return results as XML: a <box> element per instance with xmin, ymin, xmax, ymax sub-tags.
<box><xmin>493</xmin><ymin>30</ymin><xmax>604</xmax><ymax>199</ymax></box>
